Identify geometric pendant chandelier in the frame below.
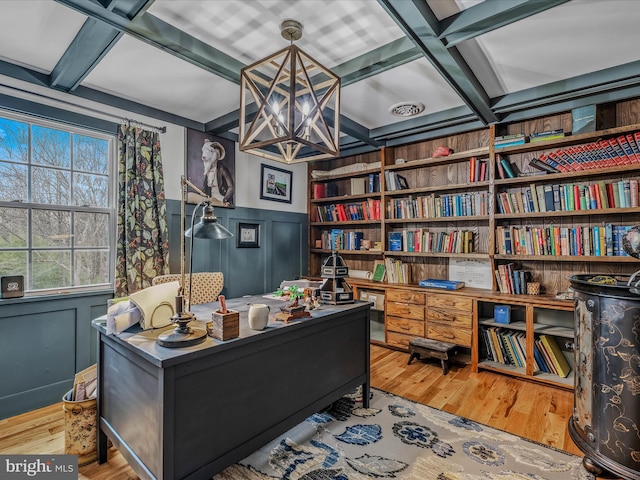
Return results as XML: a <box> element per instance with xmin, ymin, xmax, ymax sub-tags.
<box><xmin>239</xmin><ymin>19</ymin><xmax>340</xmax><ymax>164</ymax></box>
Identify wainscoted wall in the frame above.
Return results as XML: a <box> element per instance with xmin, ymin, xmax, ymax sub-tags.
<box><xmin>166</xmin><ymin>200</ymin><xmax>309</xmax><ymax>299</ymax></box>
<box><xmin>0</xmin><ymin>290</ymin><xmax>112</xmax><ymax>419</ymax></box>
<box><xmin>0</xmin><ymin>205</ymin><xmax>307</xmax><ymax>419</ymax></box>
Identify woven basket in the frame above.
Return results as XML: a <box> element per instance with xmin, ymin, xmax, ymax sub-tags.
<box><xmin>62</xmin><ymin>390</ymin><xmax>97</xmax><ymax>466</ymax></box>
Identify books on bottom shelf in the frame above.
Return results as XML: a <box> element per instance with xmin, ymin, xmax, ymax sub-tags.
<box><xmin>384</xmin><ymin>257</ymin><xmax>409</xmax><ymax>284</ymax></box>
<box><xmin>537</xmin><ymin>334</ymin><xmax>571</xmax><ymax>378</ymax></box>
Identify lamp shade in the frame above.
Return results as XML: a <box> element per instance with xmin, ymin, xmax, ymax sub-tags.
<box><xmin>185</xmin><ymin>204</ymin><xmax>233</xmax><ymax>239</ymax></box>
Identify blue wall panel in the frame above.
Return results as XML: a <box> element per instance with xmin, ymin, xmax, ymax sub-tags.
<box><xmin>0</xmin><ymin>290</ymin><xmax>112</xmax><ymax>419</ymax></box>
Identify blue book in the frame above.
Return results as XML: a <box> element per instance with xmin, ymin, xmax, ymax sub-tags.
<box><xmin>388</xmin><ymin>231</ymin><xmax>402</xmax><ymax>251</ymax></box>
<box><xmin>418</xmin><ymin>279</ymin><xmax>465</xmax><ymax>290</ymax></box>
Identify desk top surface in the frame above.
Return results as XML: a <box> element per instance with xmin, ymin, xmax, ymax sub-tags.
<box><xmin>94</xmin><ymin>294</ymin><xmax>371</xmax><ymax>367</ymax></box>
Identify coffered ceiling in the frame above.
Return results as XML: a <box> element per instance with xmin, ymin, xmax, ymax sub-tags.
<box><xmin>0</xmin><ymin>0</ymin><xmax>639</xmax><ymax>156</ymax></box>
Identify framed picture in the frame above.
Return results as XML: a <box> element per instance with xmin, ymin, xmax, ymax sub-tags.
<box><xmin>185</xmin><ymin>128</ymin><xmax>235</xmax><ymax>208</ymax></box>
<box><xmin>260</xmin><ymin>164</ymin><xmax>292</xmax><ymax>203</ymax></box>
<box><xmin>237</xmin><ymin>223</ymin><xmax>260</xmax><ymax>248</ymax></box>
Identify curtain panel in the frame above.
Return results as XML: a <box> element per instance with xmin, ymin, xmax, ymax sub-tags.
<box><xmin>115</xmin><ymin>124</ymin><xmax>170</xmax><ymax>296</ymax></box>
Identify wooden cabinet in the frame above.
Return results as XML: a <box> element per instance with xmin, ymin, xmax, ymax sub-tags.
<box><xmin>385</xmin><ymin>288</ymin><xmax>425</xmax><ymax>349</ymax></box>
<box><xmin>426</xmin><ymin>294</ymin><xmax>473</xmax><ymax>347</ymax></box>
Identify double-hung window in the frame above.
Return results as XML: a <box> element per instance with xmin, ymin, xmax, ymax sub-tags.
<box><xmin>0</xmin><ymin>111</ymin><xmax>115</xmax><ymax>294</ymax></box>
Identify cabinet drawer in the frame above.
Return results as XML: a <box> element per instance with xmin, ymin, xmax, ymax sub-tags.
<box><xmin>386</xmin><ymin>316</ymin><xmax>424</xmax><ymax>337</ymax></box>
<box><xmin>427</xmin><ymin>307</ymin><xmax>472</xmax><ymax>327</ymax></box>
<box><xmin>387</xmin><ymin>289</ymin><xmax>425</xmax><ymax>305</ymax></box>
<box><xmin>427</xmin><ymin>294</ymin><xmax>472</xmax><ymax>311</ymax></box>
<box><xmin>386</xmin><ymin>331</ymin><xmax>415</xmax><ymax>350</ymax></box>
<box><xmin>427</xmin><ymin>324</ymin><xmax>471</xmax><ymax>347</ymax></box>
<box><xmin>387</xmin><ymin>302</ymin><xmax>424</xmax><ymax>320</ymax></box>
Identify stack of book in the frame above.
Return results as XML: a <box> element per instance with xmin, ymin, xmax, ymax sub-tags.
<box><xmin>531</xmin><ymin>132</ymin><xmax>640</xmax><ymax>172</ymax></box>
<box><xmin>529</xmin><ymin>129</ymin><xmax>565</xmax><ymax>143</ymax></box>
<box><xmin>495</xmin><ymin>133</ymin><xmax>526</xmax><ymax>148</ymax></box>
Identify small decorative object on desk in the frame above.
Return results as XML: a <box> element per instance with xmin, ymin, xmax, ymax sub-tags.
<box><xmin>418</xmin><ymin>279</ymin><xmax>464</xmax><ymax>290</ymax></box>
<box><xmin>247</xmin><ymin>303</ymin><xmax>270</xmax><ymax>330</ymax></box>
<box><xmin>209</xmin><ymin>296</ymin><xmax>239</xmax><ymax>340</ymax></box>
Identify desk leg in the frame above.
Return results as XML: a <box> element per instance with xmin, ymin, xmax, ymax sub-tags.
<box><xmin>97</xmin><ymin>426</ymin><xmax>108</xmax><ymax>463</ymax></box>
<box><xmin>362</xmin><ymin>382</ymin><xmax>370</xmax><ymax>408</ymax></box>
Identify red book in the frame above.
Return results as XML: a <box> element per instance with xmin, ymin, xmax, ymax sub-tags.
<box><xmin>313</xmin><ymin>183</ymin><xmax>326</xmax><ymax>199</ymax></box>
<box><xmin>626</xmin><ymin>134</ymin><xmax>640</xmax><ymax>163</ymax></box>
<box><xmin>574</xmin><ymin>184</ymin><xmax>581</xmax><ymax>210</ymax></box>
<box><xmin>606</xmin><ymin>182</ymin><xmax>615</xmax><ymax>208</ymax></box>
<box><xmin>480</xmin><ymin>161</ymin><xmax>487</xmax><ymax>182</ymax></box>
<box><xmin>496</xmin><ymin>154</ymin><xmax>506</xmax><ymax>179</ymax></box>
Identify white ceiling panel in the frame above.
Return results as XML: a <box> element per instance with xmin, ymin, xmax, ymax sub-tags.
<box><xmin>471</xmin><ymin>0</ymin><xmax>640</xmax><ymax>97</ymax></box>
<box><xmin>148</xmin><ymin>0</ymin><xmax>406</xmax><ymax>68</ymax></box>
<box><xmin>0</xmin><ymin>0</ymin><xmax>85</xmax><ymax>74</ymax></box>
<box><xmin>82</xmin><ymin>35</ymin><xmax>239</xmax><ymax>123</ymax></box>
<box><xmin>341</xmin><ymin>58</ymin><xmax>465</xmax><ymax>130</ymax></box>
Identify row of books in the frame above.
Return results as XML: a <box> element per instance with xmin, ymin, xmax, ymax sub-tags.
<box><xmin>314</xmin><ymin>199</ymin><xmax>381</xmax><ymax>222</ymax></box>
<box><xmin>388</xmin><ymin>229</ymin><xmax>475</xmax><ymax>254</ymax></box>
<box><xmin>495</xmin><ymin>224</ymin><xmax>631</xmax><ymax>257</ymax></box>
<box><xmin>383</xmin><ymin>257</ymin><xmax>409</xmax><ymax>284</ymax></box>
<box><xmin>496</xmin><ymin>179</ymin><xmax>639</xmax><ymax>215</ymax></box>
<box><xmin>532</xmin><ymin>132</ymin><xmax>640</xmax><ymax>172</ymax></box>
<box><xmin>387</xmin><ymin>192</ymin><xmax>489</xmax><ymax>219</ymax></box>
<box><xmin>479</xmin><ymin>327</ymin><xmax>571</xmax><ymax>377</ymax></box>
<box><xmin>318</xmin><ymin>230</ymin><xmax>367</xmax><ymax>251</ymax></box>
<box><xmin>495</xmin><ymin>133</ymin><xmax>526</xmax><ymax>148</ymax></box>
<box><xmin>494</xmin><ymin>264</ymin><xmax>532</xmax><ymax>294</ymax></box>
<box><xmin>468</xmin><ymin>156</ymin><xmax>489</xmax><ymax>183</ymax></box>
<box><xmin>384</xmin><ymin>171</ymin><xmax>409</xmax><ymax>191</ymax></box>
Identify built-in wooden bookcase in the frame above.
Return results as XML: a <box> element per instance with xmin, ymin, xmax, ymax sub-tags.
<box><xmin>307</xmin><ymin>96</ymin><xmax>640</xmax><ymax>390</ymax></box>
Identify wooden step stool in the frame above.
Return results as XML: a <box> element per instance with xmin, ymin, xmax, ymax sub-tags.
<box><xmin>407</xmin><ymin>337</ymin><xmax>457</xmax><ymax>375</ymax></box>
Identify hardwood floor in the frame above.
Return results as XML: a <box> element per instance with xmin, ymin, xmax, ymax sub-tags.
<box><xmin>0</xmin><ymin>344</ymin><xmax>582</xmax><ymax>479</ymax></box>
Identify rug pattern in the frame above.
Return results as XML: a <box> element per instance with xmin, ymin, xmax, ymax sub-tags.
<box><xmin>213</xmin><ymin>388</ymin><xmax>592</xmax><ymax>480</ymax></box>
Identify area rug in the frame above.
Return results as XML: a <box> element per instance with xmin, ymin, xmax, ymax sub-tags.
<box><xmin>213</xmin><ymin>388</ymin><xmax>592</xmax><ymax>480</ymax></box>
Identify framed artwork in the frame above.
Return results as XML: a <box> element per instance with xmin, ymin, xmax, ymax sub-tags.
<box><xmin>185</xmin><ymin>128</ymin><xmax>235</xmax><ymax>208</ymax></box>
<box><xmin>260</xmin><ymin>164</ymin><xmax>292</xmax><ymax>203</ymax></box>
<box><xmin>237</xmin><ymin>223</ymin><xmax>260</xmax><ymax>248</ymax></box>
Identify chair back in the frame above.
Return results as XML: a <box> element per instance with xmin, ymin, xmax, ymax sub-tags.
<box><xmin>152</xmin><ymin>272</ymin><xmax>224</xmax><ymax>305</ymax></box>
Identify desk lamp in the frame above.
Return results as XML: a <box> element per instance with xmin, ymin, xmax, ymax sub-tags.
<box><xmin>157</xmin><ymin>176</ymin><xmax>233</xmax><ymax>348</ymax></box>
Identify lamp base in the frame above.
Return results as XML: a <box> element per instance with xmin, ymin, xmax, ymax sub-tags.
<box><xmin>157</xmin><ymin>326</ymin><xmax>207</xmax><ymax>348</ymax></box>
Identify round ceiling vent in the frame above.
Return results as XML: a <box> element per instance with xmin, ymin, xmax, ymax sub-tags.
<box><xmin>389</xmin><ymin>102</ymin><xmax>425</xmax><ymax>117</ymax></box>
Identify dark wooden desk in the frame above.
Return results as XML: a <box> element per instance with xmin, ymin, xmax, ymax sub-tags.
<box><xmin>93</xmin><ymin>295</ymin><xmax>370</xmax><ymax>480</ymax></box>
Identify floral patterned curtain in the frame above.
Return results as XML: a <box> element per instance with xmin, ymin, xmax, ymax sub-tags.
<box><xmin>115</xmin><ymin>124</ymin><xmax>170</xmax><ymax>296</ymax></box>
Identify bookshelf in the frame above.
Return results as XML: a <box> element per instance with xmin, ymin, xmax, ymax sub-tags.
<box><xmin>307</xmin><ymin>97</ymin><xmax>640</xmax><ymax>389</ymax></box>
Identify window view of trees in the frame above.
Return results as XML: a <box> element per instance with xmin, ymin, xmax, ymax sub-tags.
<box><xmin>0</xmin><ymin>114</ymin><xmax>113</xmax><ymax>292</ymax></box>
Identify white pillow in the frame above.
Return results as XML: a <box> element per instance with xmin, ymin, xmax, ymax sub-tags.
<box><xmin>129</xmin><ymin>281</ymin><xmax>179</xmax><ymax>330</ymax></box>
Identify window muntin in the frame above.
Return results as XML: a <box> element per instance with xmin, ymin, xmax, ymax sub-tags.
<box><xmin>0</xmin><ymin>112</ymin><xmax>114</xmax><ymax>293</ymax></box>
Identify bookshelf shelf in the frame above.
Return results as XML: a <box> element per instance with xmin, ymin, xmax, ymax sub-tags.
<box><xmin>311</xmin><ymin>192</ymin><xmax>381</xmax><ymax>204</ymax></box>
<box><xmin>384</xmin><ymin>251</ymin><xmax>489</xmax><ymax>259</ymax></box>
<box><xmin>494</xmin><ymin>254</ymin><xmax>639</xmax><ymax>263</ymax></box>
<box><xmin>311</xmin><ymin>220</ymin><xmax>380</xmax><ymax>226</ymax></box>
<box><xmin>384</xmin><ymin>146</ymin><xmax>490</xmax><ymax>172</ymax></box>
<box><xmin>494</xmin><ymin>164</ymin><xmax>640</xmax><ymax>187</ymax></box>
<box><xmin>495</xmin><ymin>206</ymin><xmax>640</xmax><ymax>220</ymax></box>
<box><xmin>310</xmin><ymin>248</ymin><xmax>381</xmax><ymax>256</ymax></box>
<box><xmin>384</xmin><ymin>181</ymin><xmax>490</xmax><ymax>197</ymax></box>
<box><xmin>385</xmin><ymin>216</ymin><xmax>490</xmax><ymax>224</ymax></box>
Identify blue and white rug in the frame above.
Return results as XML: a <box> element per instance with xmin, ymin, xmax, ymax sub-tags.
<box><xmin>213</xmin><ymin>388</ymin><xmax>592</xmax><ymax>480</ymax></box>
